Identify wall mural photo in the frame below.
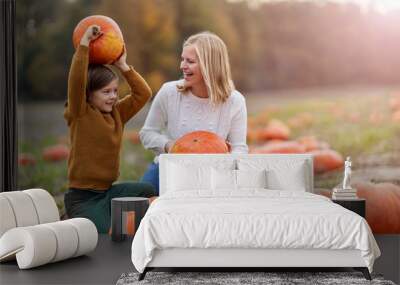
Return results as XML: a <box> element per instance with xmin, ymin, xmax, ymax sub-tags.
<box><xmin>17</xmin><ymin>0</ymin><xmax>400</xmax><ymax>233</ymax></box>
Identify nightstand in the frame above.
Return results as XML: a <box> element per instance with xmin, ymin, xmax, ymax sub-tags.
<box><xmin>111</xmin><ymin>197</ymin><xmax>149</xmax><ymax>241</ymax></box>
<box><xmin>332</xmin><ymin>198</ymin><xmax>366</xmax><ymax>218</ymax></box>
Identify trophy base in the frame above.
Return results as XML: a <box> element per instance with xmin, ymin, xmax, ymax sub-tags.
<box><xmin>332</xmin><ymin>187</ymin><xmax>358</xmax><ymax>199</ymax></box>
<box><xmin>333</xmin><ymin>187</ymin><xmax>356</xmax><ymax>192</ymax></box>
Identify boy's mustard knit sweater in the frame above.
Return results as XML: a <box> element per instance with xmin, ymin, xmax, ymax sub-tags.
<box><xmin>64</xmin><ymin>45</ymin><xmax>151</xmax><ymax>190</ymax></box>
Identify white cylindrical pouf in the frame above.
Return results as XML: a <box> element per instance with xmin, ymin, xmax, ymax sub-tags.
<box><xmin>1</xmin><ymin>192</ymin><xmax>39</xmax><ymax>227</ymax></box>
<box><xmin>0</xmin><ymin>196</ymin><xmax>17</xmax><ymax>237</ymax></box>
<box><xmin>23</xmin><ymin>189</ymin><xmax>59</xmax><ymax>223</ymax></box>
<box><xmin>42</xmin><ymin>221</ymin><xmax>79</xmax><ymax>262</ymax></box>
<box><xmin>66</xmin><ymin>218</ymin><xmax>98</xmax><ymax>257</ymax></box>
<box><xmin>0</xmin><ymin>226</ymin><xmax>57</xmax><ymax>269</ymax></box>
<box><xmin>17</xmin><ymin>226</ymin><xmax>57</xmax><ymax>269</ymax></box>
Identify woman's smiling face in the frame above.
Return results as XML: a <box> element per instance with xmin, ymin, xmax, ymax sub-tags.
<box><xmin>180</xmin><ymin>45</ymin><xmax>204</xmax><ymax>88</ymax></box>
<box><xmin>88</xmin><ymin>78</ymin><xmax>119</xmax><ymax>113</ymax></box>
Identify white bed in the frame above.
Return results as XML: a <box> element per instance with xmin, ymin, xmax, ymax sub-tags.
<box><xmin>131</xmin><ymin>154</ymin><xmax>380</xmax><ymax>280</ymax></box>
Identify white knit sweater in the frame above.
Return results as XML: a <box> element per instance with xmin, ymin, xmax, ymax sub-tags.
<box><xmin>139</xmin><ymin>80</ymin><xmax>248</xmax><ymax>161</ymax></box>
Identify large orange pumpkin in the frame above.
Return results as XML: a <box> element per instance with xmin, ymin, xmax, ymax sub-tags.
<box><xmin>73</xmin><ymin>15</ymin><xmax>124</xmax><ymax>64</ymax></box>
<box><xmin>297</xmin><ymin>136</ymin><xmax>330</xmax><ymax>152</ymax></box>
<box><xmin>309</xmin><ymin>149</ymin><xmax>343</xmax><ymax>174</ymax></box>
<box><xmin>170</xmin><ymin>131</ymin><xmax>230</xmax><ymax>154</ymax></box>
<box><xmin>258</xmin><ymin>119</ymin><xmax>290</xmax><ymax>141</ymax></box>
<box><xmin>354</xmin><ymin>182</ymin><xmax>400</xmax><ymax>234</ymax></box>
<box><xmin>315</xmin><ymin>183</ymin><xmax>400</xmax><ymax>234</ymax></box>
<box><xmin>250</xmin><ymin>141</ymin><xmax>306</xmax><ymax>154</ymax></box>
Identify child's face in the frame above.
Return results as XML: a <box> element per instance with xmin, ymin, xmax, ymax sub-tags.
<box><xmin>88</xmin><ymin>79</ymin><xmax>119</xmax><ymax>113</ymax></box>
<box><xmin>180</xmin><ymin>45</ymin><xmax>203</xmax><ymax>88</ymax></box>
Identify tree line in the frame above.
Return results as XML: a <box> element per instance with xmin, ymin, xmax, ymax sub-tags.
<box><xmin>17</xmin><ymin>0</ymin><xmax>400</xmax><ymax>101</ymax></box>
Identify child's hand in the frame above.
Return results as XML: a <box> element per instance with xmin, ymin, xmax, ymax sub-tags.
<box><xmin>113</xmin><ymin>46</ymin><xmax>130</xmax><ymax>72</ymax></box>
<box><xmin>80</xmin><ymin>25</ymin><xmax>102</xmax><ymax>47</ymax></box>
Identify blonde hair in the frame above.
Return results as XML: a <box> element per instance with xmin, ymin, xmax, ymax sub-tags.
<box><xmin>177</xmin><ymin>31</ymin><xmax>235</xmax><ymax>105</ymax></box>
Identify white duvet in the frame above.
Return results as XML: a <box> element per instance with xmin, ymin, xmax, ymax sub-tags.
<box><xmin>131</xmin><ymin>190</ymin><xmax>380</xmax><ymax>273</ymax></box>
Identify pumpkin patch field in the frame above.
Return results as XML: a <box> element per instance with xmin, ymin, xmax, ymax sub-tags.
<box><xmin>17</xmin><ymin>86</ymin><xmax>400</xmax><ymax>231</ymax></box>
<box><xmin>245</xmin><ymin>88</ymin><xmax>400</xmax><ymax>191</ymax></box>
<box><xmin>245</xmin><ymin>88</ymin><xmax>400</xmax><ymax>233</ymax></box>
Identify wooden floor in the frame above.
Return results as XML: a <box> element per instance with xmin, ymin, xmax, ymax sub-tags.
<box><xmin>1</xmin><ymin>234</ymin><xmax>398</xmax><ymax>284</ymax></box>
<box><xmin>0</xmin><ymin>235</ymin><xmax>134</xmax><ymax>285</ymax></box>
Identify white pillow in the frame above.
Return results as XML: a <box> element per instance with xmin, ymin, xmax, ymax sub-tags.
<box><xmin>266</xmin><ymin>168</ymin><xmax>306</xmax><ymax>191</ymax></box>
<box><xmin>211</xmin><ymin>169</ymin><xmax>268</xmax><ymax>191</ymax></box>
<box><xmin>167</xmin><ymin>162</ymin><xmax>211</xmax><ymax>192</ymax></box>
<box><xmin>211</xmin><ymin>168</ymin><xmax>237</xmax><ymax>190</ymax></box>
<box><xmin>237</xmin><ymin>158</ymin><xmax>307</xmax><ymax>191</ymax></box>
<box><xmin>236</xmin><ymin>169</ymin><xmax>268</xmax><ymax>189</ymax></box>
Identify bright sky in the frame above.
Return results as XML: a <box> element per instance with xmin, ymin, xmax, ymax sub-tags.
<box><xmin>326</xmin><ymin>0</ymin><xmax>400</xmax><ymax>13</ymax></box>
<box><xmin>372</xmin><ymin>0</ymin><xmax>400</xmax><ymax>13</ymax></box>
<box><xmin>239</xmin><ymin>0</ymin><xmax>400</xmax><ymax>13</ymax></box>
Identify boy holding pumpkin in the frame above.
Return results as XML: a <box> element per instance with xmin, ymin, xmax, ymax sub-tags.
<box><xmin>63</xmin><ymin>25</ymin><xmax>155</xmax><ymax>233</ymax></box>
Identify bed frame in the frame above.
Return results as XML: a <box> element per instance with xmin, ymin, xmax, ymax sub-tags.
<box><xmin>138</xmin><ymin>154</ymin><xmax>371</xmax><ymax>280</ymax></box>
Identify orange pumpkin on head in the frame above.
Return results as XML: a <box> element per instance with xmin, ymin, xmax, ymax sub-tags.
<box><xmin>73</xmin><ymin>15</ymin><xmax>124</xmax><ymax>64</ymax></box>
<box><xmin>170</xmin><ymin>131</ymin><xmax>230</xmax><ymax>154</ymax></box>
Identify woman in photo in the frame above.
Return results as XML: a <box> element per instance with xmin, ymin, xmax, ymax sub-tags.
<box><xmin>140</xmin><ymin>31</ymin><xmax>248</xmax><ymax>195</ymax></box>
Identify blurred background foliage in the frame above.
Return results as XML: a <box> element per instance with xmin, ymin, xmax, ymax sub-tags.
<box><xmin>16</xmin><ymin>0</ymin><xmax>400</xmax><ymax>215</ymax></box>
<box><xmin>17</xmin><ymin>0</ymin><xmax>400</xmax><ymax>101</ymax></box>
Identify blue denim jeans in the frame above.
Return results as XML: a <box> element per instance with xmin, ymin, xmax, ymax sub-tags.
<box><xmin>140</xmin><ymin>162</ymin><xmax>160</xmax><ymax>195</ymax></box>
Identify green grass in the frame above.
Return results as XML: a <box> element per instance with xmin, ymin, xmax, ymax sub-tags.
<box><xmin>18</xmin><ymin>136</ymin><xmax>68</xmax><ymax>196</ymax></box>
<box><xmin>18</xmin><ymin>136</ymin><xmax>154</xmax><ymax>195</ymax></box>
<box><xmin>263</xmin><ymin>94</ymin><xmax>399</xmax><ymax>156</ymax></box>
<box><xmin>119</xmin><ymin>140</ymin><xmax>155</xmax><ymax>181</ymax></box>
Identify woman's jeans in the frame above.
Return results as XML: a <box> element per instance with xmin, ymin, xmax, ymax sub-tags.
<box><xmin>140</xmin><ymin>162</ymin><xmax>159</xmax><ymax>195</ymax></box>
<box><xmin>64</xmin><ymin>182</ymin><xmax>155</xmax><ymax>233</ymax></box>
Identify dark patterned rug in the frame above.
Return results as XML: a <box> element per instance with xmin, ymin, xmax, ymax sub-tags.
<box><xmin>116</xmin><ymin>271</ymin><xmax>396</xmax><ymax>285</ymax></box>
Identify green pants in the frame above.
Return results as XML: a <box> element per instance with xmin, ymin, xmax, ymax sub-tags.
<box><xmin>64</xmin><ymin>182</ymin><xmax>155</xmax><ymax>233</ymax></box>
